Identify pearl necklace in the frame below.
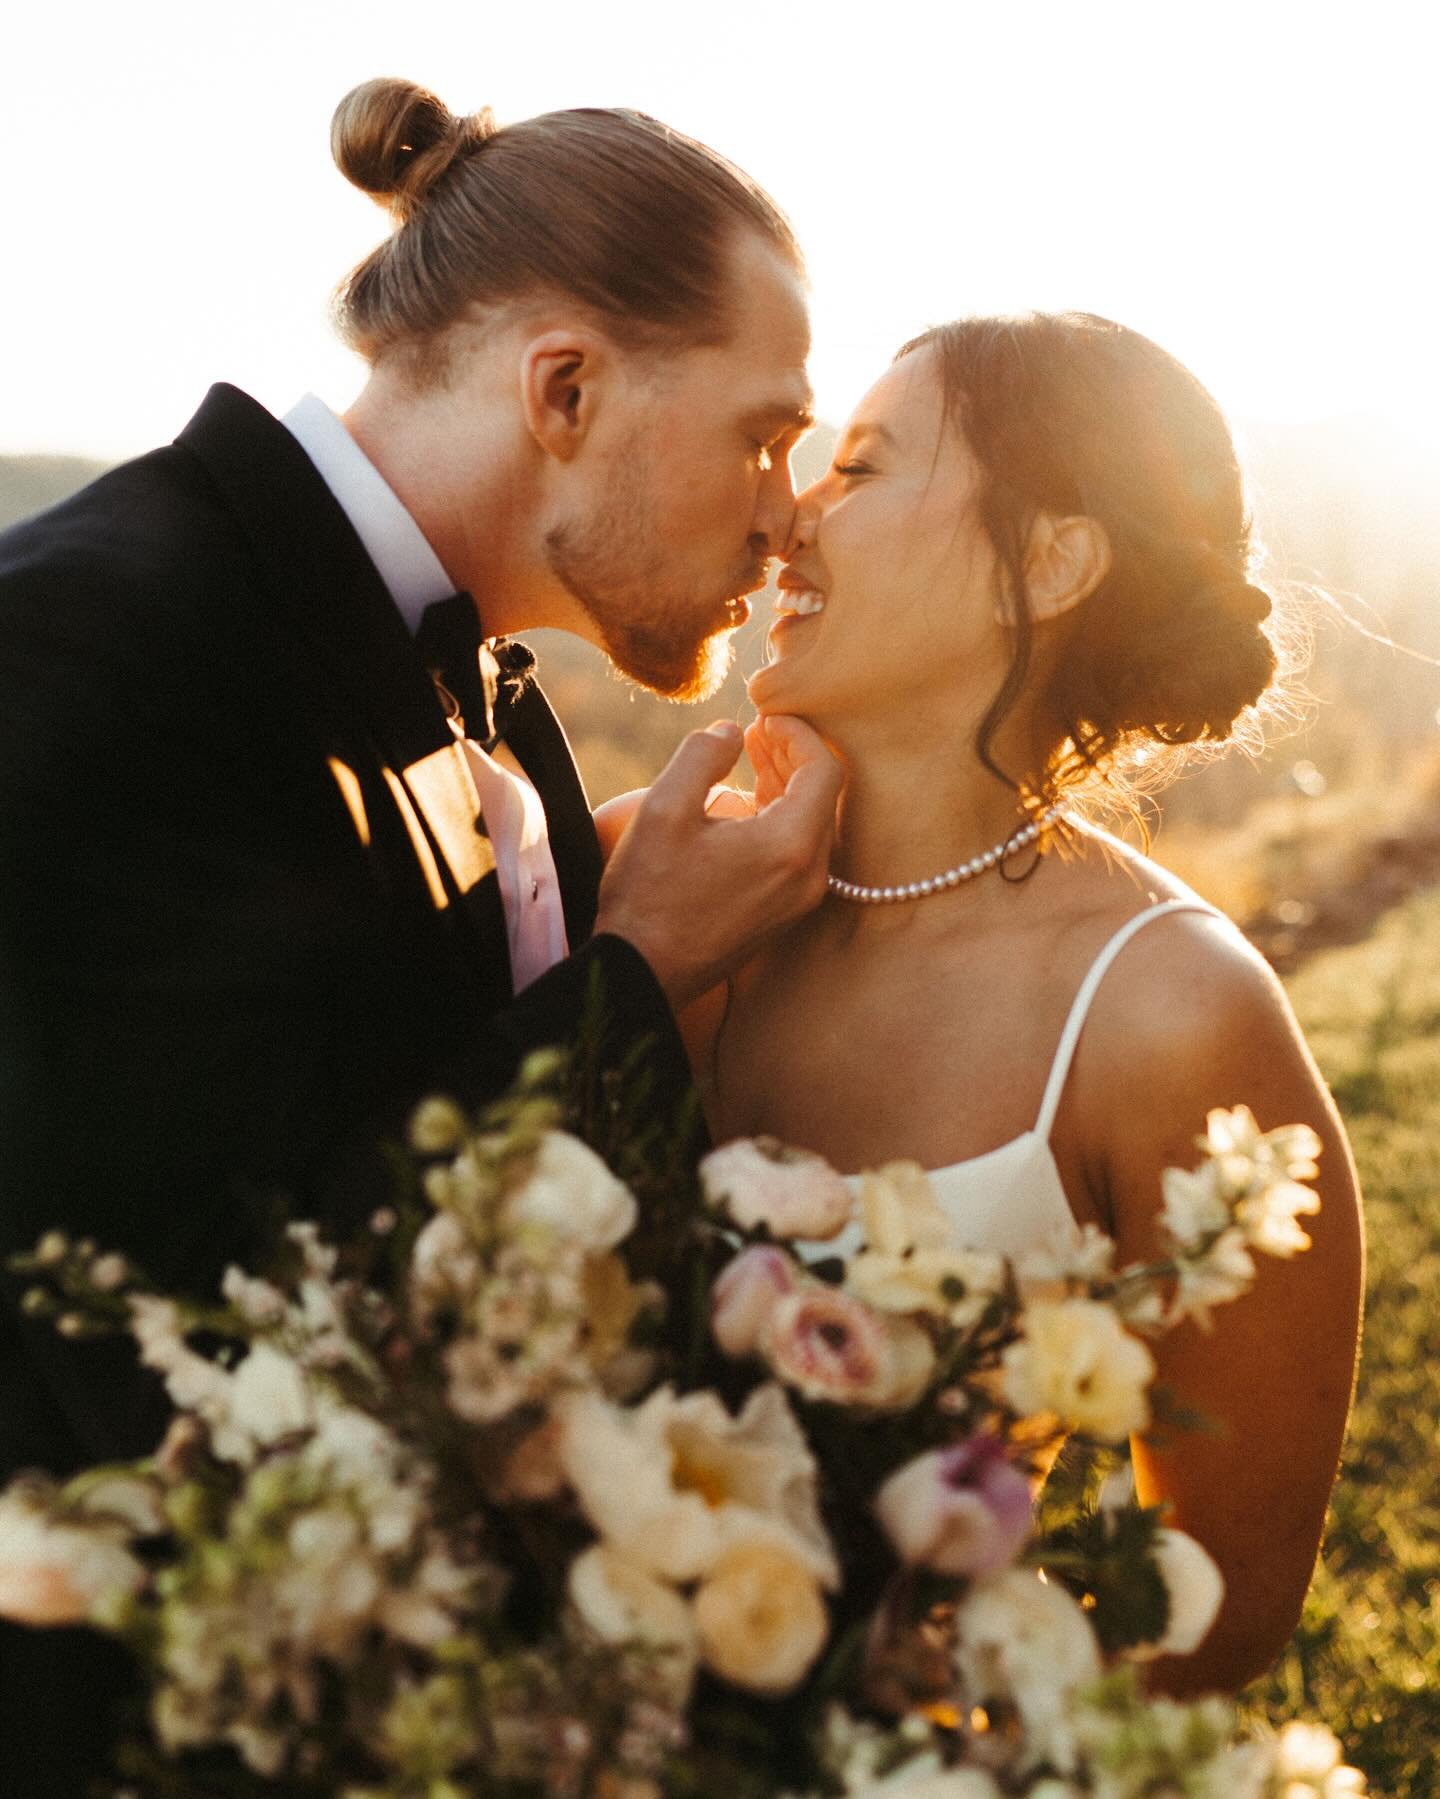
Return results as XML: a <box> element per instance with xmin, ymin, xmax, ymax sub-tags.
<box><xmin>827</xmin><ymin>807</ymin><xmax>1061</xmax><ymax>905</ymax></box>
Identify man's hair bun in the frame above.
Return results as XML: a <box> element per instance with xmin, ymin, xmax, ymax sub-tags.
<box><xmin>331</xmin><ymin>78</ymin><xmax>497</xmax><ymax>219</ymax></box>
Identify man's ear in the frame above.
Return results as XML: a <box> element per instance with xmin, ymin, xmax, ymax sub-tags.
<box><xmin>519</xmin><ymin>329</ymin><xmax>611</xmax><ymax>463</ymax></box>
<box><xmin>1019</xmin><ymin>513</ymin><xmax>1112</xmax><ymax>622</ymax></box>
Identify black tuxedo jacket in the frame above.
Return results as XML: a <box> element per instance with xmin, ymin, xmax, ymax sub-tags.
<box><xmin>0</xmin><ymin>385</ymin><xmax>694</xmax><ymax>1791</ymax></box>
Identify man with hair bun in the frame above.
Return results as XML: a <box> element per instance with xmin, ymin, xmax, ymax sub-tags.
<box><xmin>0</xmin><ymin>80</ymin><xmax>833</xmax><ymax>1792</ymax></box>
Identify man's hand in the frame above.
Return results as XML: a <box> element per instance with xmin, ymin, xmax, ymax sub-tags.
<box><xmin>594</xmin><ymin>718</ymin><xmax>843</xmax><ymax>1009</ymax></box>
<box><xmin>744</xmin><ymin>714</ymin><xmax>822</xmax><ymax>812</ymax></box>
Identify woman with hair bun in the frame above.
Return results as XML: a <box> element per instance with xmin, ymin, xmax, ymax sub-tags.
<box><xmin>677</xmin><ymin>314</ymin><xmax>1364</xmax><ymax>1699</ymax></box>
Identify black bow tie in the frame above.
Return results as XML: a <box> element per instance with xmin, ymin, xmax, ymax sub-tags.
<box><xmin>414</xmin><ymin>591</ymin><xmax>535</xmax><ymax>750</ymax></box>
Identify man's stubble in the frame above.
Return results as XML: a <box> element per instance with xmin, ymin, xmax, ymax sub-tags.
<box><xmin>544</xmin><ymin>440</ymin><xmax>743</xmax><ymax>704</ymax></box>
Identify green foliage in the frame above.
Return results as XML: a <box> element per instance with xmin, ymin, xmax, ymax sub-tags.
<box><xmin>1239</xmin><ymin>887</ymin><xmax>1440</xmax><ymax>1797</ymax></box>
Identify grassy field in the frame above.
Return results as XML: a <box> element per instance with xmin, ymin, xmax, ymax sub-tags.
<box><xmin>1238</xmin><ymin>886</ymin><xmax>1440</xmax><ymax>1796</ymax></box>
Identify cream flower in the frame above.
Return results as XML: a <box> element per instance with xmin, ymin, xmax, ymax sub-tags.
<box><xmin>582</xmin><ymin>1250</ymin><xmax>663</xmax><ymax>1392</ymax></box>
<box><xmin>1001</xmin><ymin>1298</ymin><xmax>1154</xmax><ymax>1441</ymax></box>
<box><xmin>1233</xmin><ymin>1175</ymin><xmax>1322</xmax><ymax>1259</ymax></box>
<box><xmin>128</xmin><ymin>1295</ymin><xmax>252</xmax><ymax>1461</ymax></box>
<box><xmin>504</xmin><ymin>1131</ymin><xmax>637</xmax><ymax>1253</ymax></box>
<box><xmin>221</xmin><ymin>1266</ymin><xmax>287</xmax><ymax>1327</ymax></box>
<box><xmin>553</xmin><ymin>1382</ymin><xmax>838</xmax><ymax>1587</ymax></box>
<box><xmin>1127</xmin><ymin>1527</ymin><xmax>1225</xmax><ymax>1661</ymax></box>
<box><xmin>1169</xmin><ymin>1227</ymin><xmax>1257</xmax><ymax>1329</ymax></box>
<box><xmin>953</xmin><ymin>1567</ymin><xmax>1102</xmax><ymax>1775</ymax></box>
<box><xmin>1017</xmin><ymin>1222</ymin><xmax>1118</xmax><ymax>1295</ymax></box>
<box><xmin>568</xmin><ymin>1544</ymin><xmax>698</xmax><ymax>1702</ymax></box>
<box><xmin>859</xmin><ymin>1763</ymin><xmax>1006</xmax><ymax>1797</ymax></box>
<box><xmin>711</xmin><ymin>1245</ymin><xmax>801</xmax><ymax>1357</ymax></box>
<box><xmin>407</xmin><ymin>1094</ymin><xmax>468</xmax><ymax>1155</ymax></box>
<box><xmin>701</xmin><ymin>1137</ymin><xmax>854</xmax><ymax>1241</ymax></box>
<box><xmin>1160</xmin><ymin>1162</ymin><xmax>1232</xmax><ymax>1253</ymax></box>
<box><xmin>1272</xmin><ymin>1720</ymin><xmax>1368</xmax><ymax>1794</ymax></box>
<box><xmin>693</xmin><ymin>1540</ymin><xmax>829</xmax><ymax>1695</ymax></box>
<box><xmin>846</xmin><ymin>1162</ymin><xmax>1005</xmax><ymax>1326</ymax></box>
<box><xmin>408</xmin><ymin>1210</ymin><xmax>483</xmax><ymax>1326</ymax></box>
<box><xmin>0</xmin><ymin>1487</ymin><xmax>147</xmax><ymax>1626</ymax></box>
<box><xmin>857</xmin><ymin>1161</ymin><xmax>955</xmax><ymax>1255</ymax></box>
<box><xmin>229</xmin><ymin>1343</ymin><xmax>315</xmax><ymax>1447</ymax></box>
<box><xmin>764</xmin><ymin>1286</ymin><xmax>936</xmax><ymax>1410</ymax></box>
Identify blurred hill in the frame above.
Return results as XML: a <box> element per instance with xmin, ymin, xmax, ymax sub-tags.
<box><xmin>0</xmin><ymin>455</ymin><xmax>111</xmax><ymax>532</ymax></box>
<box><xmin>5</xmin><ymin>418</ymin><xmax>1438</xmax><ymax>824</ymax></box>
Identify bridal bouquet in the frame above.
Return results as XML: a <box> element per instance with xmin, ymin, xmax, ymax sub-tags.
<box><xmin>0</xmin><ymin>1054</ymin><xmax>1362</xmax><ymax>1798</ymax></box>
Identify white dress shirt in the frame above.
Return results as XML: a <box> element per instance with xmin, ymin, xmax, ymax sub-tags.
<box><xmin>282</xmin><ymin>394</ymin><xmax>568</xmax><ymax>993</ymax></box>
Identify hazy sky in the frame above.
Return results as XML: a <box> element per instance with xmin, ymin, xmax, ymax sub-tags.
<box><xmin>4</xmin><ymin>0</ymin><xmax>1436</xmax><ymax>457</ymax></box>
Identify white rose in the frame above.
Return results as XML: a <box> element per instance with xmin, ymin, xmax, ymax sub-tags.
<box><xmin>953</xmin><ymin>1568</ymin><xmax>1102</xmax><ymax>1775</ymax></box>
<box><xmin>701</xmin><ymin>1137</ymin><xmax>853</xmax><ymax>1241</ymax></box>
<box><xmin>1129</xmin><ymin>1527</ymin><xmax>1224</xmax><ymax>1660</ymax></box>
<box><xmin>1001</xmin><ymin>1298</ymin><xmax>1154</xmax><ymax>1441</ymax></box>
<box><xmin>568</xmin><ymin>1544</ymin><xmax>698</xmax><ymax>1701</ymax></box>
<box><xmin>505</xmin><ymin>1131</ymin><xmax>637</xmax><ymax>1252</ymax></box>
<box><xmin>693</xmin><ymin>1540</ymin><xmax>829</xmax><ymax>1695</ymax></box>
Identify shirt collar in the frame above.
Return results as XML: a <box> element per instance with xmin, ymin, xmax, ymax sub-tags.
<box><xmin>281</xmin><ymin>393</ymin><xmax>453</xmax><ymax>636</ymax></box>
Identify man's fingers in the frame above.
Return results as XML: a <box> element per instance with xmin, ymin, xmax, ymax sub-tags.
<box><xmin>644</xmin><ymin>722</ymin><xmax>744</xmax><ymax>820</ymax></box>
<box><xmin>760</xmin><ymin>714</ymin><xmax>829</xmax><ymax>775</ymax></box>
<box><xmin>744</xmin><ymin>720</ymin><xmax>783</xmax><ymax>809</ymax></box>
<box><xmin>748</xmin><ymin>737</ymin><xmax>844</xmax><ymax>852</ymax></box>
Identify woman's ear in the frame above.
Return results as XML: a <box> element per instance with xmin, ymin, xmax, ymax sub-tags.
<box><xmin>518</xmin><ymin>328</ymin><xmax>610</xmax><ymax>462</ymax></box>
<box><xmin>1021</xmin><ymin>513</ymin><xmax>1112</xmax><ymax>621</ymax></box>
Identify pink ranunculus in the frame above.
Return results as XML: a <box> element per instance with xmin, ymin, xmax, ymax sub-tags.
<box><xmin>711</xmin><ymin>1247</ymin><xmax>801</xmax><ymax>1358</ymax></box>
<box><xmin>874</xmin><ymin>1437</ymin><xmax>1034</xmax><ymax>1578</ymax></box>
<box><xmin>763</xmin><ymin>1286</ymin><xmax>935</xmax><ymax>1409</ymax></box>
<box><xmin>700</xmin><ymin>1138</ymin><xmax>854</xmax><ymax>1242</ymax></box>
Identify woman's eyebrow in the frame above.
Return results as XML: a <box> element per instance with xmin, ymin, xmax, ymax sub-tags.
<box><xmin>840</xmin><ymin>421</ymin><xmax>896</xmax><ymax>448</ymax></box>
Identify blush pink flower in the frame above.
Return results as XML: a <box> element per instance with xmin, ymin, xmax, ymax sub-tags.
<box><xmin>763</xmin><ymin>1286</ymin><xmax>935</xmax><ymax>1410</ymax></box>
<box><xmin>700</xmin><ymin>1138</ymin><xmax>853</xmax><ymax>1242</ymax></box>
<box><xmin>711</xmin><ymin>1246</ymin><xmax>801</xmax><ymax>1358</ymax></box>
<box><xmin>874</xmin><ymin>1437</ymin><xmax>1033</xmax><ymax>1578</ymax></box>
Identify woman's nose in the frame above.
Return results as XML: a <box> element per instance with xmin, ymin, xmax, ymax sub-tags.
<box><xmin>782</xmin><ymin>482</ymin><xmax>822</xmax><ymax>561</ymax></box>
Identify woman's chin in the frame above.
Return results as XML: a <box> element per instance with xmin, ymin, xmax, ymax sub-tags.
<box><xmin>745</xmin><ymin>657</ymin><xmax>804</xmax><ymax>715</ymax></box>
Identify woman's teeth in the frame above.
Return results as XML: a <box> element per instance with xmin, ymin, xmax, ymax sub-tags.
<box><xmin>775</xmin><ymin>589</ymin><xmax>826</xmax><ymax>618</ymax></box>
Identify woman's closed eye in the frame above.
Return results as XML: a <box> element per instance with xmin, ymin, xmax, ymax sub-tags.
<box><xmin>833</xmin><ymin>461</ymin><xmax>873</xmax><ymax>479</ymax></box>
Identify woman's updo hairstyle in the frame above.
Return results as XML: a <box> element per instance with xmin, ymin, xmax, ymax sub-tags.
<box><xmin>329</xmin><ymin>78</ymin><xmax>801</xmax><ymax>375</ymax></box>
<box><xmin>900</xmin><ymin>313</ymin><xmax>1292</xmax><ymax>809</ymax></box>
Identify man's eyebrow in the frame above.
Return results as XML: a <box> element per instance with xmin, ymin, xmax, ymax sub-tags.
<box><xmin>747</xmin><ymin>400</ymin><xmax>816</xmax><ymax>435</ymax></box>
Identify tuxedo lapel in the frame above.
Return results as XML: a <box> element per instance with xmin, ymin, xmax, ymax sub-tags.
<box><xmin>175</xmin><ymin>384</ymin><xmax>513</xmax><ymax>992</ymax></box>
<box><xmin>501</xmin><ymin>678</ymin><xmax>603</xmax><ymax>949</ymax></box>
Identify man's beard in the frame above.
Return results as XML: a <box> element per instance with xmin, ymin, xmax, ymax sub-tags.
<box><xmin>545</xmin><ymin>454</ymin><xmax>751</xmax><ymax>703</ymax></box>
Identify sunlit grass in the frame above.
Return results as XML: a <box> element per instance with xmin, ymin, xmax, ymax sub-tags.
<box><xmin>1239</xmin><ymin>887</ymin><xmax>1440</xmax><ymax>1796</ymax></box>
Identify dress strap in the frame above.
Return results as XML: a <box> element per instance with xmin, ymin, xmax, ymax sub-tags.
<box><xmin>1033</xmin><ymin>899</ymin><xmax>1219</xmax><ymax>1141</ymax></box>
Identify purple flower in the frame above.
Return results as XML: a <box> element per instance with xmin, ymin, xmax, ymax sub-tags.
<box><xmin>874</xmin><ymin>1436</ymin><xmax>1033</xmax><ymax>1578</ymax></box>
